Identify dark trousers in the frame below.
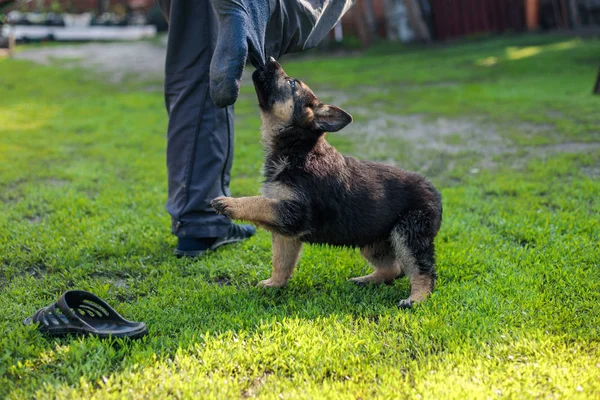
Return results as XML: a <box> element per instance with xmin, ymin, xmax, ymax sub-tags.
<box><xmin>158</xmin><ymin>0</ymin><xmax>234</xmax><ymax>238</ymax></box>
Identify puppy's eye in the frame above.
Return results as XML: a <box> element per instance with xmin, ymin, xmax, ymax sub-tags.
<box><xmin>289</xmin><ymin>80</ymin><xmax>296</xmax><ymax>89</ymax></box>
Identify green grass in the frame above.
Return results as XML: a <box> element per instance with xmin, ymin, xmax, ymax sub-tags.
<box><xmin>1</xmin><ymin>34</ymin><xmax>599</xmax><ymax>399</ymax></box>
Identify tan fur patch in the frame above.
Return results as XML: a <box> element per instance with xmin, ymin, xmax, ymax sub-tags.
<box><xmin>272</xmin><ymin>98</ymin><xmax>294</xmax><ymax>121</ymax></box>
<box><xmin>390</xmin><ymin>231</ymin><xmax>434</xmax><ymax>303</ymax></box>
<box><xmin>350</xmin><ymin>268</ymin><xmax>402</xmax><ymax>285</ymax></box>
<box><xmin>408</xmin><ymin>274</ymin><xmax>434</xmax><ymax>303</ymax></box>
<box><xmin>261</xmin><ymin>181</ymin><xmax>295</xmax><ymax>200</ymax></box>
<box><xmin>225</xmin><ymin>196</ymin><xmax>278</xmax><ymax>224</ymax></box>
<box><xmin>351</xmin><ymin>243</ymin><xmax>404</xmax><ymax>284</ymax></box>
<box><xmin>260</xmin><ymin>112</ymin><xmax>286</xmax><ymax>150</ymax></box>
<box><xmin>259</xmin><ymin>234</ymin><xmax>303</xmax><ymax>287</ymax></box>
<box><xmin>260</xmin><ymin>96</ymin><xmax>293</xmax><ymax>149</ymax></box>
<box><xmin>303</xmin><ymin>107</ymin><xmax>314</xmax><ymax>125</ymax></box>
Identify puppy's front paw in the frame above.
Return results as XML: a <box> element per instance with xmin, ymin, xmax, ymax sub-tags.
<box><xmin>257</xmin><ymin>278</ymin><xmax>288</xmax><ymax>288</ymax></box>
<box><xmin>211</xmin><ymin>196</ymin><xmax>237</xmax><ymax>219</ymax></box>
<box><xmin>349</xmin><ymin>276</ymin><xmax>371</xmax><ymax>287</ymax></box>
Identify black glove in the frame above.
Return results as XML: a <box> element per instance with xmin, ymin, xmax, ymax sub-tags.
<box><xmin>209</xmin><ymin>0</ymin><xmax>269</xmax><ymax>108</ymax></box>
<box><xmin>209</xmin><ymin>0</ymin><xmax>354</xmax><ymax>108</ymax></box>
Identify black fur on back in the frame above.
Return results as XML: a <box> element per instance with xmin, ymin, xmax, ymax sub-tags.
<box><xmin>263</xmin><ymin>127</ymin><xmax>443</xmax><ymax>248</ymax></box>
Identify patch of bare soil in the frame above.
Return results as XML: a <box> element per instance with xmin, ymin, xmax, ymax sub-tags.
<box><xmin>15</xmin><ymin>41</ymin><xmax>168</xmax><ymax>83</ymax></box>
<box><xmin>315</xmin><ymin>88</ymin><xmax>599</xmax><ymax>177</ymax></box>
<box><xmin>341</xmin><ymin>110</ymin><xmax>600</xmax><ymax>177</ymax></box>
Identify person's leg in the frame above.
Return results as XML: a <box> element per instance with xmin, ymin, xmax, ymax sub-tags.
<box><xmin>159</xmin><ymin>0</ymin><xmax>254</xmax><ymax>255</ymax></box>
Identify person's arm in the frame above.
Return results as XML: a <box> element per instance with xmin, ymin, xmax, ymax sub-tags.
<box><xmin>209</xmin><ymin>0</ymin><xmax>354</xmax><ymax>108</ymax></box>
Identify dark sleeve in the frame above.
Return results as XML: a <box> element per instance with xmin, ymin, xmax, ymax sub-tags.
<box><xmin>265</xmin><ymin>0</ymin><xmax>355</xmax><ymax>59</ymax></box>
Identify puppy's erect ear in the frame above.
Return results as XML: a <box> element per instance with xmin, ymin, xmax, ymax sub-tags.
<box><xmin>312</xmin><ymin>104</ymin><xmax>353</xmax><ymax>132</ymax></box>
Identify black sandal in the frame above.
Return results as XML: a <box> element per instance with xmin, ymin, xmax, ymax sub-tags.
<box><xmin>24</xmin><ymin>290</ymin><xmax>147</xmax><ymax>339</ymax></box>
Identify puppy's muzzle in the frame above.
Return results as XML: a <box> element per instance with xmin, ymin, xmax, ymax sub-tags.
<box><xmin>252</xmin><ymin>57</ymin><xmax>281</xmax><ymax>109</ymax></box>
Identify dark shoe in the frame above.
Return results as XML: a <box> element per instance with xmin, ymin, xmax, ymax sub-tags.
<box><xmin>174</xmin><ymin>223</ymin><xmax>256</xmax><ymax>257</ymax></box>
<box><xmin>174</xmin><ymin>237</ymin><xmax>215</xmax><ymax>258</ymax></box>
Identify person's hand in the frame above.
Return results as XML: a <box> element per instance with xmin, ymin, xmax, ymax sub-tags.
<box><xmin>209</xmin><ymin>0</ymin><xmax>353</xmax><ymax>108</ymax></box>
<box><xmin>209</xmin><ymin>0</ymin><xmax>269</xmax><ymax>108</ymax></box>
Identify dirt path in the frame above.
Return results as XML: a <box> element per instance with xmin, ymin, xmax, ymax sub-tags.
<box><xmin>15</xmin><ymin>40</ymin><xmax>168</xmax><ymax>83</ymax></box>
<box><xmin>14</xmin><ymin>39</ymin><xmax>257</xmax><ymax>84</ymax></box>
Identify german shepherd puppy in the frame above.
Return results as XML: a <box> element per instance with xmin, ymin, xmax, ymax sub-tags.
<box><xmin>211</xmin><ymin>58</ymin><xmax>442</xmax><ymax>308</ymax></box>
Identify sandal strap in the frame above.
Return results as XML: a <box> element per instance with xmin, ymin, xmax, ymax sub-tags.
<box><xmin>58</xmin><ymin>290</ymin><xmax>123</xmax><ymax>319</ymax></box>
<box><xmin>32</xmin><ymin>301</ymin><xmax>91</xmax><ymax>330</ymax></box>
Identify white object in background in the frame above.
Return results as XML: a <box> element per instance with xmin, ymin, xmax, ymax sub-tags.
<box><xmin>63</xmin><ymin>13</ymin><xmax>93</xmax><ymax>27</ymax></box>
<box><xmin>384</xmin><ymin>0</ymin><xmax>414</xmax><ymax>42</ymax></box>
<box><xmin>397</xmin><ymin>1</ymin><xmax>414</xmax><ymax>42</ymax></box>
<box><xmin>1</xmin><ymin>25</ymin><xmax>157</xmax><ymax>41</ymax></box>
<box><xmin>334</xmin><ymin>21</ymin><xmax>343</xmax><ymax>42</ymax></box>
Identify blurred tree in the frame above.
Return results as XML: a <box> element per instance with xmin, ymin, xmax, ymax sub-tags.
<box><xmin>97</xmin><ymin>0</ymin><xmax>109</xmax><ymax>15</ymax></box>
<box><xmin>383</xmin><ymin>0</ymin><xmax>399</xmax><ymax>40</ymax></box>
<box><xmin>363</xmin><ymin>0</ymin><xmax>377</xmax><ymax>37</ymax></box>
<box><xmin>383</xmin><ymin>0</ymin><xmax>410</xmax><ymax>41</ymax></box>
<box><xmin>352</xmin><ymin>1</ymin><xmax>372</xmax><ymax>46</ymax></box>
<box><xmin>403</xmin><ymin>0</ymin><xmax>430</xmax><ymax>42</ymax></box>
<box><xmin>594</xmin><ymin>66</ymin><xmax>600</xmax><ymax>94</ymax></box>
<box><xmin>0</xmin><ymin>0</ymin><xmax>19</xmax><ymax>30</ymax></box>
<box><xmin>559</xmin><ymin>0</ymin><xmax>569</xmax><ymax>27</ymax></box>
<box><xmin>0</xmin><ymin>0</ymin><xmax>32</xmax><ymax>12</ymax></box>
<box><xmin>525</xmin><ymin>0</ymin><xmax>540</xmax><ymax>30</ymax></box>
<box><xmin>568</xmin><ymin>0</ymin><xmax>581</xmax><ymax>27</ymax></box>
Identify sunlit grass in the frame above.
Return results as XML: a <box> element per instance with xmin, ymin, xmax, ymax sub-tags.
<box><xmin>1</xmin><ymin>34</ymin><xmax>599</xmax><ymax>399</ymax></box>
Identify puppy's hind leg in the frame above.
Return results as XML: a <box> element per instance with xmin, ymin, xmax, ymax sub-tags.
<box><xmin>391</xmin><ymin>225</ymin><xmax>437</xmax><ymax>309</ymax></box>
<box><xmin>351</xmin><ymin>240</ymin><xmax>404</xmax><ymax>286</ymax></box>
<box><xmin>259</xmin><ymin>233</ymin><xmax>303</xmax><ymax>288</ymax></box>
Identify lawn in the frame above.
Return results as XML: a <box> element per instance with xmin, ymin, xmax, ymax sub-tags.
<box><xmin>1</xmin><ymin>34</ymin><xmax>599</xmax><ymax>399</ymax></box>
